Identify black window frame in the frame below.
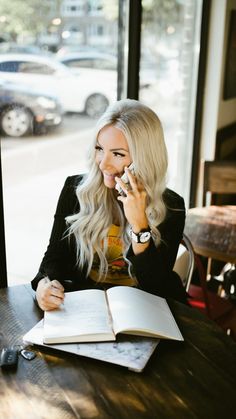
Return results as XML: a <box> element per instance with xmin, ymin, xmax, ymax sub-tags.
<box><xmin>0</xmin><ymin>146</ymin><xmax>7</xmax><ymax>288</ymax></box>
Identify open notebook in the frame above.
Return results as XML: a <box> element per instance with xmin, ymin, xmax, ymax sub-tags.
<box><xmin>23</xmin><ymin>319</ymin><xmax>159</xmax><ymax>373</ymax></box>
<box><xmin>43</xmin><ymin>286</ymin><xmax>183</xmax><ymax>344</ymax></box>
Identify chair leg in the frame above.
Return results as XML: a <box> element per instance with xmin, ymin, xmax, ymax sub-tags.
<box><xmin>206</xmin><ymin>257</ymin><xmax>212</xmax><ymax>281</ymax></box>
<box><xmin>193</xmin><ymin>254</ymin><xmax>211</xmax><ymax>318</ymax></box>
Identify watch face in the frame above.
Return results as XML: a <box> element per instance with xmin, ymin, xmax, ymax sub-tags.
<box><xmin>140</xmin><ymin>231</ymin><xmax>151</xmax><ymax>243</ymax></box>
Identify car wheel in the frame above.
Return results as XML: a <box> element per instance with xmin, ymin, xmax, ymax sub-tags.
<box><xmin>0</xmin><ymin>106</ymin><xmax>33</xmax><ymax>137</ymax></box>
<box><xmin>85</xmin><ymin>94</ymin><xmax>109</xmax><ymax>118</ymax></box>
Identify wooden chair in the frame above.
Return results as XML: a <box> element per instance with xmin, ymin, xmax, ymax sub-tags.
<box><xmin>183</xmin><ymin>161</ymin><xmax>236</xmax><ymax>338</ymax></box>
<box><xmin>203</xmin><ymin>160</ymin><xmax>236</xmax><ymax>206</ymax></box>
<box><xmin>185</xmin><ymin>160</ymin><xmax>236</xmax><ymax>280</ymax></box>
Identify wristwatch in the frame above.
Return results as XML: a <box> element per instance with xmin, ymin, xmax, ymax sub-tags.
<box><xmin>130</xmin><ymin>227</ymin><xmax>151</xmax><ymax>243</ymax></box>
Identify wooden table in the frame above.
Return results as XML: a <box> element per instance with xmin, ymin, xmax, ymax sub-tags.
<box><xmin>1</xmin><ymin>284</ymin><xmax>236</xmax><ymax>418</ymax></box>
<box><xmin>184</xmin><ymin>205</ymin><xmax>236</xmax><ymax>263</ymax></box>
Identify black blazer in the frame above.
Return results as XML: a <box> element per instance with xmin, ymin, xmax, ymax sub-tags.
<box><xmin>32</xmin><ymin>175</ymin><xmax>188</xmax><ymax>303</ymax></box>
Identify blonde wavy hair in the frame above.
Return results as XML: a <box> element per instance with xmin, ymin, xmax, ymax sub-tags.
<box><xmin>66</xmin><ymin>99</ymin><xmax>168</xmax><ymax>280</ymax></box>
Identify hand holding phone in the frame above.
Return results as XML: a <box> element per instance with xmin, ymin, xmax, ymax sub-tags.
<box><xmin>115</xmin><ymin>163</ymin><xmax>135</xmax><ymax>195</ymax></box>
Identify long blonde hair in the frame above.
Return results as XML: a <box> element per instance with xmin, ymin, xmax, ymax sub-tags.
<box><xmin>66</xmin><ymin>99</ymin><xmax>168</xmax><ymax>280</ymax></box>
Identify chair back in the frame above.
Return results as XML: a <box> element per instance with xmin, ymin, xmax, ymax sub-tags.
<box><xmin>203</xmin><ymin>160</ymin><xmax>236</xmax><ymax>206</ymax></box>
<box><xmin>174</xmin><ymin>233</ymin><xmax>195</xmax><ymax>292</ymax></box>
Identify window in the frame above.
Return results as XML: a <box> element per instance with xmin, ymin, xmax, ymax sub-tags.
<box><xmin>139</xmin><ymin>0</ymin><xmax>203</xmax><ymax>203</ymax></box>
<box><xmin>97</xmin><ymin>25</ymin><xmax>104</xmax><ymax>36</ymax></box>
<box><xmin>18</xmin><ymin>62</ymin><xmax>55</xmax><ymax>75</ymax></box>
<box><xmin>88</xmin><ymin>0</ymin><xmax>103</xmax><ymax>15</ymax></box>
<box><xmin>1</xmin><ymin>0</ymin><xmax>119</xmax><ymax>287</ymax></box>
<box><xmin>63</xmin><ymin>57</ymin><xmax>116</xmax><ymax>70</ymax></box>
<box><xmin>0</xmin><ymin>0</ymin><xmax>204</xmax><ymax>287</ymax></box>
<box><xmin>0</xmin><ymin>61</ymin><xmax>20</xmax><ymax>72</ymax></box>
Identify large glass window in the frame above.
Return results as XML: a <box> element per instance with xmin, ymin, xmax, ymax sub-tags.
<box><xmin>0</xmin><ymin>0</ymin><xmax>119</xmax><ymax>286</ymax></box>
<box><xmin>1</xmin><ymin>0</ymin><xmax>203</xmax><ymax>287</ymax></box>
<box><xmin>140</xmin><ymin>0</ymin><xmax>203</xmax><ymax>203</ymax></box>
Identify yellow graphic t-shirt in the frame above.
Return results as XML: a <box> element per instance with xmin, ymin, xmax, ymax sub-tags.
<box><xmin>89</xmin><ymin>224</ymin><xmax>137</xmax><ymax>286</ymax></box>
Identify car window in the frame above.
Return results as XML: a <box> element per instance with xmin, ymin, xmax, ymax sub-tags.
<box><xmin>94</xmin><ymin>59</ymin><xmax>116</xmax><ymax>70</ymax></box>
<box><xmin>0</xmin><ymin>61</ymin><xmax>20</xmax><ymax>72</ymax></box>
<box><xmin>64</xmin><ymin>58</ymin><xmax>93</xmax><ymax>69</ymax></box>
<box><xmin>17</xmin><ymin>62</ymin><xmax>55</xmax><ymax>75</ymax></box>
<box><xmin>63</xmin><ymin>58</ymin><xmax>116</xmax><ymax>71</ymax></box>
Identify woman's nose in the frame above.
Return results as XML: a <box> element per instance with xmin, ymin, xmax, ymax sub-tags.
<box><xmin>99</xmin><ymin>154</ymin><xmax>111</xmax><ymax>170</ymax></box>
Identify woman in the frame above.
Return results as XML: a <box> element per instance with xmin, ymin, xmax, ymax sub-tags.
<box><xmin>32</xmin><ymin>99</ymin><xmax>187</xmax><ymax>310</ymax></box>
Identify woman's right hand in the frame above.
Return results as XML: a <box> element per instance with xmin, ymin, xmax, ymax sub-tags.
<box><xmin>36</xmin><ymin>277</ymin><xmax>65</xmax><ymax>311</ymax></box>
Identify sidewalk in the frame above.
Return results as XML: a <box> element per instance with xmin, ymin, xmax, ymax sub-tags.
<box><xmin>2</xmin><ymin>127</ymin><xmax>93</xmax><ymax>286</ymax></box>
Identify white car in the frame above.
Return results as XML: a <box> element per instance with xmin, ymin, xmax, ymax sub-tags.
<box><xmin>0</xmin><ymin>54</ymin><xmax>116</xmax><ymax>117</ymax></box>
<box><xmin>57</xmin><ymin>51</ymin><xmax>156</xmax><ymax>99</ymax></box>
<box><xmin>57</xmin><ymin>51</ymin><xmax>117</xmax><ymax>71</ymax></box>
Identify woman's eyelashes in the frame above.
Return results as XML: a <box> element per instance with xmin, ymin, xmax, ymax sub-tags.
<box><xmin>95</xmin><ymin>145</ymin><xmax>103</xmax><ymax>152</ymax></box>
<box><xmin>95</xmin><ymin>145</ymin><xmax>126</xmax><ymax>158</ymax></box>
<box><xmin>113</xmin><ymin>152</ymin><xmax>126</xmax><ymax>158</ymax></box>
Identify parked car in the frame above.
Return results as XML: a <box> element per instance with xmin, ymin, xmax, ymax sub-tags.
<box><xmin>0</xmin><ymin>53</ymin><xmax>116</xmax><ymax>118</ymax></box>
<box><xmin>0</xmin><ymin>80</ymin><xmax>63</xmax><ymax>137</ymax></box>
<box><xmin>58</xmin><ymin>51</ymin><xmax>155</xmax><ymax>89</ymax></box>
<box><xmin>0</xmin><ymin>42</ymin><xmax>51</xmax><ymax>55</ymax></box>
<box><xmin>58</xmin><ymin>51</ymin><xmax>117</xmax><ymax>71</ymax></box>
<box><xmin>56</xmin><ymin>45</ymin><xmax>102</xmax><ymax>57</ymax></box>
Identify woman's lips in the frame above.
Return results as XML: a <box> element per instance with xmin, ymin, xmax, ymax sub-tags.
<box><xmin>103</xmin><ymin>172</ymin><xmax>119</xmax><ymax>180</ymax></box>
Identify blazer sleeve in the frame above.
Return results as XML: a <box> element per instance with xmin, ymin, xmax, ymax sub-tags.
<box><xmin>126</xmin><ymin>191</ymin><xmax>188</xmax><ymax>303</ymax></box>
<box><xmin>31</xmin><ymin>176</ymin><xmax>81</xmax><ymax>291</ymax></box>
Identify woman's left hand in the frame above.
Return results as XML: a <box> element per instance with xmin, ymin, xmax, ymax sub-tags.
<box><xmin>115</xmin><ymin>167</ymin><xmax>149</xmax><ymax>231</ymax></box>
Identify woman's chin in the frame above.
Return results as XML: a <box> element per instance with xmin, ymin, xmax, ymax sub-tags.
<box><xmin>104</xmin><ymin>180</ymin><xmax>116</xmax><ymax>189</ymax></box>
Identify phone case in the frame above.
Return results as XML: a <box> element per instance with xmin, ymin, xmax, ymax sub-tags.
<box><xmin>115</xmin><ymin>163</ymin><xmax>135</xmax><ymax>195</ymax></box>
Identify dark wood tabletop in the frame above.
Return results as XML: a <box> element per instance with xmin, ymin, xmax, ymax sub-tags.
<box><xmin>1</xmin><ymin>284</ymin><xmax>236</xmax><ymax>419</ymax></box>
<box><xmin>185</xmin><ymin>205</ymin><xmax>236</xmax><ymax>262</ymax></box>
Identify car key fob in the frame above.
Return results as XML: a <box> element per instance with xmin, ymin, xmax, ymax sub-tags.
<box><xmin>0</xmin><ymin>347</ymin><xmax>18</xmax><ymax>369</ymax></box>
<box><xmin>20</xmin><ymin>349</ymin><xmax>36</xmax><ymax>361</ymax></box>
